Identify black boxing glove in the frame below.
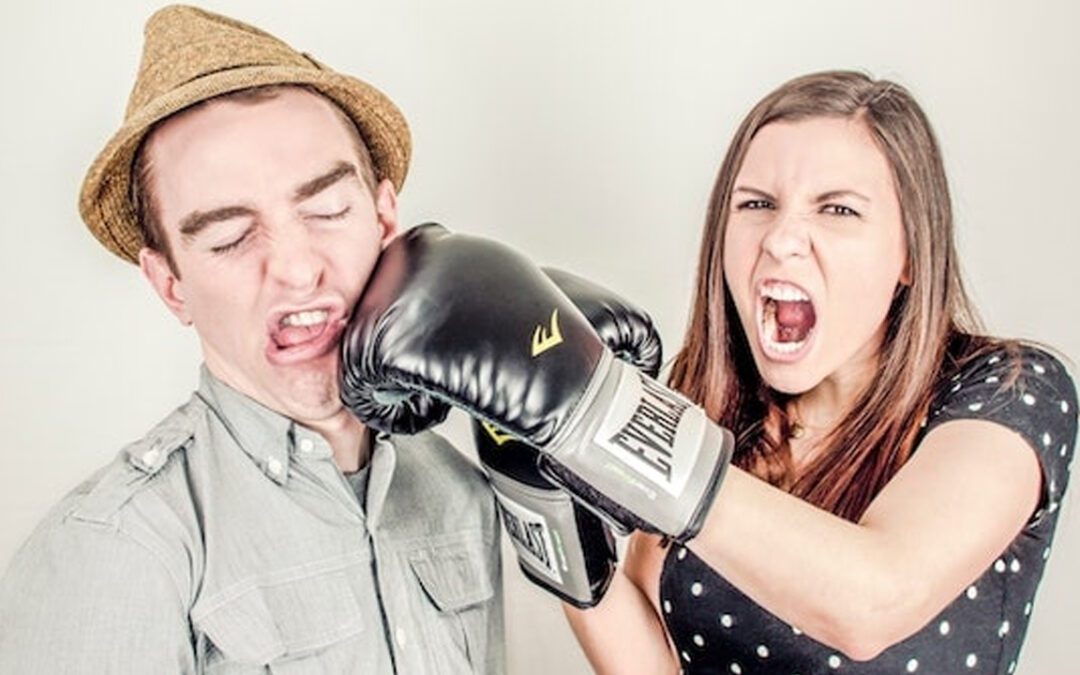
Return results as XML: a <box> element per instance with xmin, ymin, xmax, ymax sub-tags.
<box><xmin>340</xmin><ymin>224</ymin><xmax>734</xmax><ymax>541</ymax></box>
<box><xmin>475</xmin><ymin>268</ymin><xmax>661</xmax><ymax>607</ymax></box>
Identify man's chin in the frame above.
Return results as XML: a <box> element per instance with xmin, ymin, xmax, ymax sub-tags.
<box><xmin>266</xmin><ymin>361</ymin><xmax>345</xmax><ymax>419</ymax></box>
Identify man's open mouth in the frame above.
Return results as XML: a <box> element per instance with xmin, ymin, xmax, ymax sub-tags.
<box><xmin>266</xmin><ymin>305</ymin><xmax>346</xmax><ymax>365</ymax></box>
<box><xmin>273</xmin><ymin>309</ymin><xmax>331</xmax><ymax>349</ymax></box>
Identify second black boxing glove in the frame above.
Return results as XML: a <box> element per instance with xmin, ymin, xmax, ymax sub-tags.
<box><xmin>476</xmin><ymin>268</ymin><xmax>662</xmax><ymax>607</ymax></box>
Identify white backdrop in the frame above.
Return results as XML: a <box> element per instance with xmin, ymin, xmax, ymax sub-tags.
<box><xmin>1</xmin><ymin>1</ymin><xmax>1077</xmax><ymax>673</ymax></box>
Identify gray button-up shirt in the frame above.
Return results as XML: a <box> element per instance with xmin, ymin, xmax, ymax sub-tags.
<box><xmin>0</xmin><ymin>368</ymin><xmax>504</xmax><ymax>673</ymax></box>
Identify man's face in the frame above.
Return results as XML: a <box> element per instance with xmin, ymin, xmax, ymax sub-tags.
<box><xmin>139</xmin><ymin>87</ymin><xmax>398</xmax><ymax>423</ymax></box>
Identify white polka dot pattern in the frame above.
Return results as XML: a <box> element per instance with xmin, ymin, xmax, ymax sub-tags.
<box><xmin>657</xmin><ymin>345</ymin><xmax>1076</xmax><ymax>674</ymax></box>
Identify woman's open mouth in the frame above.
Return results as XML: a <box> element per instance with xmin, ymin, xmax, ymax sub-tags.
<box><xmin>757</xmin><ymin>280</ymin><xmax>817</xmax><ymax>361</ymax></box>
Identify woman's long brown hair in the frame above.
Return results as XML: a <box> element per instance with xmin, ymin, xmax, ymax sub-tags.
<box><xmin>668</xmin><ymin>71</ymin><xmax>985</xmax><ymax>522</ymax></box>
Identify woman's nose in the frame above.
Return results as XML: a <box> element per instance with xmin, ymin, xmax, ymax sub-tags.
<box><xmin>761</xmin><ymin>209</ymin><xmax>812</xmax><ymax>261</ymax></box>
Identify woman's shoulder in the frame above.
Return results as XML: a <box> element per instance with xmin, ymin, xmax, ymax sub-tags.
<box><xmin>928</xmin><ymin>335</ymin><xmax>1077</xmax><ymax>516</ymax></box>
<box><xmin>936</xmin><ymin>336</ymin><xmax>1075</xmax><ymax>403</ymax></box>
<box><xmin>928</xmin><ymin>336</ymin><xmax>1076</xmax><ymax>457</ymax></box>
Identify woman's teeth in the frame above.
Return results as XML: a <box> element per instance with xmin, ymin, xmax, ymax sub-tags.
<box><xmin>761</xmin><ymin>282</ymin><xmax>809</xmax><ymax>303</ymax></box>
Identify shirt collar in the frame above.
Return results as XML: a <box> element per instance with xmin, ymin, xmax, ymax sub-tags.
<box><xmin>365</xmin><ymin>432</ymin><xmax>397</xmax><ymax>528</ymax></box>
<box><xmin>195</xmin><ymin>366</ymin><xmax>298</xmax><ymax>485</ymax></box>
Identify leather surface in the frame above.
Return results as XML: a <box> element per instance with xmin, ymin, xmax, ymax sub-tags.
<box><xmin>472</xmin><ymin>268</ymin><xmax>663</xmax><ymax>606</ymax></box>
<box><xmin>340</xmin><ymin>223</ymin><xmax>604</xmax><ymax>442</ymax></box>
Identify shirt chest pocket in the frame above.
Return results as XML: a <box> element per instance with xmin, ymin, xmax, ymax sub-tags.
<box><xmin>406</xmin><ymin>532</ymin><xmax>498</xmax><ymax>672</ymax></box>
<box><xmin>194</xmin><ymin>565</ymin><xmax>366</xmax><ymax>671</ymax></box>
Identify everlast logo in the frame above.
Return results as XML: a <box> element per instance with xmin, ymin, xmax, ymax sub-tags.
<box><xmin>608</xmin><ymin>376</ymin><xmax>689</xmax><ymax>483</ymax></box>
<box><xmin>499</xmin><ymin>503</ymin><xmax>554</xmax><ymax>574</ymax></box>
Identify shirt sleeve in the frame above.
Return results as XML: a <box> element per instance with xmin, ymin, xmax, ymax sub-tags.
<box><xmin>0</xmin><ymin>513</ymin><xmax>196</xmax><ymax>674</ymax></box>
<box><xmin>924</xmin><ymin>344</ymin><xmax>1078</xmax><ymax>522</ymax></box>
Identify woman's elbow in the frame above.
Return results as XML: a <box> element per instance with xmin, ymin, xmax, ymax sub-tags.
<box><xmin>822</xmin><ymin>579</ymin><xmax>935</xmax><ymax>661</ymax></box>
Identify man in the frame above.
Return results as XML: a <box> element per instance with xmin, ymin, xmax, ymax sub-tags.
<box><xmin>0</xmin><ymin>6</ymin><xmax>502</xmax><ymax>673</ymax></box>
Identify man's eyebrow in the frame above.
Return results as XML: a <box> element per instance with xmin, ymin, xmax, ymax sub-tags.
<box><xmin>815</xmin><ymin>189</ymin><xmax>870</xmax><ymax>203</ymax></box>
<box><xmin>293</xmin><ymin>161</ymin><xmax>357</xmax><ymax>202</ymax></box>
<box><xmin>175</xmin><ymin>162</ymin><xmax>359</xmax><ymax>241</ymax></box>
<box><xmin>179</xmin><ymin>205</ymin><xmax>255</xmax><ymax>240</ymax></box>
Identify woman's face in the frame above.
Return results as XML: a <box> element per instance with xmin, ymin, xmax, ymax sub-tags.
<box><xmin>722</xmin><ymin>116</ymin><xmax>908</xmax><ymax>397</ymax></box>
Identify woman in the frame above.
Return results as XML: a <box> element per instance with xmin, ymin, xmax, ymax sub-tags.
<box><xmin>565</xmin><ymin>71</ymin><xmax>1077</xmax><ymax>674</ymax></box>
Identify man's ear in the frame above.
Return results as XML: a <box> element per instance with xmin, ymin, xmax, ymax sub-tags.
<box><xmin>139</xmin><ymin>247</ymin><xmax>192</xmax><ymax>326</ymax></box>
<box><xmin>373</xmin><ymin>178</ymin><xmax>399</xmax><ymax>248</ymax></box>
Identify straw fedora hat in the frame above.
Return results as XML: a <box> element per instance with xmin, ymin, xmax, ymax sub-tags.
<box><xmin>79</xmin><ymin>4</ymin><xmax>411</xmax><ymax>263</ymax></box>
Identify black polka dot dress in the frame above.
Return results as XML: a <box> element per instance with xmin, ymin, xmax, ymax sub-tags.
<box><xmin>660</xmin><ymin>344</ymin><xmax>1077</xmax><ymax>674</ymax></box>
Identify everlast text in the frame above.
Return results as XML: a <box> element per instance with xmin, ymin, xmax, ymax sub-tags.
<box><xmin>608</xmin><ymin>375</ymin><xmax>689</xmax><ymax>483</ymax></box>
<box><xmin>499</xmin><ymin>503</ymin><xmax>553</xmax><ymax>573</ymax></box>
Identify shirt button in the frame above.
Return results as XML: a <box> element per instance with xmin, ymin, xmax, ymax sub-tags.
<box><xmin>395</xmin><ymin>627</ymin><xmax>407</xmax><ymax>648</ymax></box>
<box><xmin>267</xmin><ymin>457</ymin><xmax>283</xmax><ymax>476</ymax></box>
<box><xmin>298</xmin><ymin>438</ymin><xmax>315</xmax><ymax>454</ymax></box>
<box><xmin>141</xmin><ymin>446</ymin><xmax>161</xmax><ymax>466</ymax></box>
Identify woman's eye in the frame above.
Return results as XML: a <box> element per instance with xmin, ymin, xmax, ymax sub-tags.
<box><xmin>737</xmin><ymin>199</ymin><xmax>774</xmax><ymax>210</ymax></box>
<box><xmin>822</xmin><ymin>204</ymin><xmax>860</xmax><ymax>217</ymax></box>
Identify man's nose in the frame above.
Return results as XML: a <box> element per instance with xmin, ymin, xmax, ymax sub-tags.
<box><xmin>761</xmin><ymin>209</ymin><xmax>812</xmax><ymax>261</ymax></box>
<box><xmin>265</xmin><ymin>221</ymin><xmax>324</xmax><ymax>293</ymax></box>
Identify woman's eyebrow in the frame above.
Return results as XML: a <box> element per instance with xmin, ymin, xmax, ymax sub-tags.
<box><xmin>732</xmin><ymin>186</ymin><xmax>776</xmax><ymax>200</ymax></box>
<box><xmin>815</xmin><ymin>189</ymin><xmax>870</xmax><ymax>204</ymax></box>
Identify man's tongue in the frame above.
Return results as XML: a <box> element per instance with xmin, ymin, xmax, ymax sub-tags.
<box><xmin>774</xmin><ymin>300</ymin><xmax>816</xmax><ymax>343</ymax></box>
<box><xmin>274</xmin><ymin>323</ymin><xmax>325</xmax><ymax>349</ymax></box>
